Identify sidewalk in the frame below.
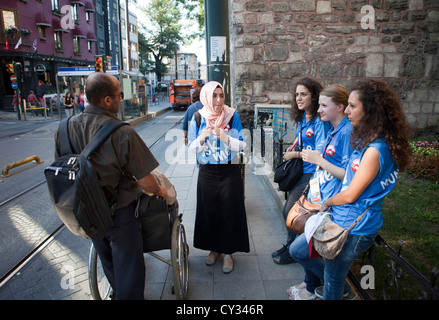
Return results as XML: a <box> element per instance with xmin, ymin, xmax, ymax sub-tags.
<box><xmin>144</xmin><ymin>151</ymin><xmax>305</xmax><ymax>300</ymax></box>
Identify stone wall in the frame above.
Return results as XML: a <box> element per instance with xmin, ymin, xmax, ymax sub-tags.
<box><xmin>230</xmin><ymin>0</ymin><xmax>439</xmax><ymax>133</ymax></box>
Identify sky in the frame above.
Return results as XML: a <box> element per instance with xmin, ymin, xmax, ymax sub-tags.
<box><xmin>131</xmin><ymin>1</ymin><xmax>207</xmax><ymax>65</ymax></box>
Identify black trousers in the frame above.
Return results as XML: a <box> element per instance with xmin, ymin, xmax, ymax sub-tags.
<box><xmin>92</xmin><ymin>201</ymin><xmax>145</xmax><ymax>300</ymax></box>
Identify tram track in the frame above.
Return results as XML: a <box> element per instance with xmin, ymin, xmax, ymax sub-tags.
<box><xmin>0</xmin><ymin>113</ymin><xmax>184</xmax><ymax>289</ymax></box>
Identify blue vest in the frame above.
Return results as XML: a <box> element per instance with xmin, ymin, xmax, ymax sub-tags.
<box><xmin>188</xmin><ymin>112</ymin><xmax>245</xmax><ymax>164</ymax></box>
<box><xmin>331</xmin><ymin>138</ymin><xmax>399</xmax><ymax>235</ymax></box>
<box><xmin>308</xmin><ymin>117</ymin><xmax>353</xmax><ymax>204</ymax></box>
<box><xmin>296</xmin><ymin>114</ymin><xmax>332</xmax><ymax>174</ymax></box>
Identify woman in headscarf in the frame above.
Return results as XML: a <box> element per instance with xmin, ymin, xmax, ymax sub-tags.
<box><xmin>188</xmin><ymin>81</ymin><xmax>249</xmax><ymax>273</ymax></box>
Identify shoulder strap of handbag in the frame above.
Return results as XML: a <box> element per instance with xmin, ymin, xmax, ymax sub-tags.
<box><xmin>346</xmin><ymin>206</ymin><xmax>371</xmax><ymax>232</ymax></box>
<box><xmin>297</xmin><ymin>121</ymin><xmax>303</xmax><ymax>151</ymax></box>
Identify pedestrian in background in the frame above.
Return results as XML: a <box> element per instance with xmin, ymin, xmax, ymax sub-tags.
<box><xmin>78</xmin><ymin>89</ymin><xmax>85</xmax><ymax>112</ymax></box>
<box><xmin>27</xmin><ymin>90</ymin><xmax>38</xmax><ymax>117</ymax></box>
<box><xmin>54</xmin><ymin>72</ymin><xmax>167</xmax><ymax>299</ymax></box>
<box><xmin>188</xmin><ymin>81</ymin><xmax>249</xmax><ymax>273</ymax></box>
<box><xmin>289</xmin><ymin>79</ymin><xmax>411</xmax><ymax>300</ymax></box>
<box><xmin>36</xmin><ymin>79</ymin><xmax>46</xmax><ymax>107</ymax></box>
<box><xmin>12</xmin><ymin>90</ymin><xmax>22</xmax><ymax>112</ymax></box>
<box><xmin>64</xmin><ymin>92</ymin><xmax>74</xmax><ymax>118</ymax></box>
<box><xmin>183</xmin><ymin>86</ymin><xmax>203</xmax><ymax>145</ymax></box>
<box><xmin>272</xmin><ymin>78</ymin><xmax>332</xmax><ymax>265</ymax></box>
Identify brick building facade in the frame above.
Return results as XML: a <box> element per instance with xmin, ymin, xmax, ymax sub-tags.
<box><xmin>230</xmin><ymin>0</ymin><xmax>439</xmax><ymax>132</ymax></box>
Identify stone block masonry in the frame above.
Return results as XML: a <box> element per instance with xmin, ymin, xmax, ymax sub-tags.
<box><xmin>230</xmin><ymin>0</ymin><xmax>439</xmax><ymax>132</ymax></box>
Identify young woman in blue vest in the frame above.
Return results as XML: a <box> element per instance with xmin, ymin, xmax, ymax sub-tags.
<box><xmin>289</xmin><ymin>79</ymin><xmax>411</xmax><ymax>300</ymax></box>
<box><xmin>286</xmin><ymin>84</ymin><xmax>354</xmax><ymax>299</ymax></box>
<box><xmin>272</xmin><ymin>78</ymin><xmax>332</xmax><ymax>264</ymax></box>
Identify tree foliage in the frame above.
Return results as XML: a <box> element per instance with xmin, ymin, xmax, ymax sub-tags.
<box><xmin>176</xmin><ymin>0</ymin><xmax>205</xmax><ymax>39</ymax></box>
<box><xmin>138</xmin><ymin>0</ymin><xmax>205</xmax><ymax>81</ymax></box>
<box><xmin>139</xmin><ymin>0</ymin><xmax>183</xmax><ymax>81</ymax></box>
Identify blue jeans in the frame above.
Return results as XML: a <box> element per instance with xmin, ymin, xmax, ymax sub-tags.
<box><xmin>289</xmin><ymin>232</ymin><xmax>376</xmax><ymax>299</ymax></box>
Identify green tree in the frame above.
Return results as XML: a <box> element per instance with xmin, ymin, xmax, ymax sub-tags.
<box><xmin>140</xmin><ymin>0</ymin><xmax>183</xmax><ymax>81</ymax></box>
<box><xmin>176</xmin><ymin>0</ymin><xmax>205</xmax><ymax>39</ymax></box>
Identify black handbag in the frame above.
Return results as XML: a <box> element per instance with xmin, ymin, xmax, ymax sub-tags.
<box><xmin>136</xmin><ymin>193</ymin><xmax>178</xmax><ymax>252</ymax></box>
<box><xmin>274</xmin><ymin>129</ymin><xmax>303</xmax><ymax>192</ymax></box>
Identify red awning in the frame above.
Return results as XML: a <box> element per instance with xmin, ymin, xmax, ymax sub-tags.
<box><xmin>73</xmin><ymin>28</ymin><xmax>87</xmax><ymax>38</ymax></box>
<box><xmin>87</xmin><ymin>31</ymin><xmax>97</xmax><ymax>41</ymax></box>
<box><xmin>52</xmin><ymin>19</ymin><xmax>70</xmax><ymax>33</ymax></box>
<box><xmin>71</xmin><ymin>1</ymin><xmax>85</xmax><ymax>6</ymax></box>
<box><xmin>84</xmin><ymin>1</ymin><xmax>95</xmax><ymax>12</ymax></box>
<box><xmin>35</xmin><ymin>13</ymin><xmax>52</xmax><ymax>27</ymax></box>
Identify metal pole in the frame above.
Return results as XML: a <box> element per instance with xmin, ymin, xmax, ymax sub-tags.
<box><xmin>204</xmin><ymin>0</ymin><xmax>231</xmax><ymax>106</ymax></box>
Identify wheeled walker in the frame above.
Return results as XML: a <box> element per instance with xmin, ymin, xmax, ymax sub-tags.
<box><xmin>88</xmin><ymin>196</ymin><xmax>189</xmax><ymax>300</ymax></box>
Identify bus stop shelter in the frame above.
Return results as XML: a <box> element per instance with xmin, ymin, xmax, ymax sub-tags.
<box><xmin>54</xmin><ymin>66</ymin><xmax>147</xmax><ymax>121</ymax></box>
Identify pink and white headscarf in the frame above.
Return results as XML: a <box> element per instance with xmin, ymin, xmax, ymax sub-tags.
<box><xmin>198</xmin><ymin>81</ymin><xmax>235</xmax><ymax>130</ymax></box>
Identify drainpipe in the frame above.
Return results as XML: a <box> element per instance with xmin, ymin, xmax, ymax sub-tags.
<box><xmin>204</xmin><ymin>0</ymin><xmax>230</xmax><ymax>106</ymax></box>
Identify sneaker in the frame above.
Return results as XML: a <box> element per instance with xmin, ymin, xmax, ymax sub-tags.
<box><xmin>273</xmin><ymin>248</ymin><xmax>295</xmax><ymax>264</ymax></box>
<box><xmin>314</xmin><ymin>286</ymin><xmax>357</xmax><ymax>300</ymax></box>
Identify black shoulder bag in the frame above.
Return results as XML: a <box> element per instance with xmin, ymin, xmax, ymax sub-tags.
<box><xmin>273</xmin><ymin>124</ymin><xmax>303</xmax><ymax>192</ymax></box>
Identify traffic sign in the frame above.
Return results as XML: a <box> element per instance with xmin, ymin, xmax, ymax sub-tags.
<box><xmin>11</xmin><ymin>82</ymin><xmax>18</xmax><ymax>89</ymax></box>
<box><xmin>10</xmin><ymin>75</ymin><xmax>17</xmax><ymax>82</ymax></box>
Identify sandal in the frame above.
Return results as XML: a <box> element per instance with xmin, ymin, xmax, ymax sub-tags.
<box><xmin>222</xmin><ymin>254</ymin><xmax>234</xmax><ymax>274</ymax></box>
<box><xmin>287</xmin><ymin>282</ymin><xmax>306</xmax><ymax>296</ymax></box>
<box><xmin>205</xmin><ymin>251</ymin><xmax>219</xmax><ymax>266</ymax></box>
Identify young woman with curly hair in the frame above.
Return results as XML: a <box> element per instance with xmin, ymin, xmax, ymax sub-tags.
<box><xmin>289</xmin><ymin>79</ymin><xmax>411</xmax><ymax>300</ymax></box>
<box><xmin>272</xmin><ymin>78</ymin><xmax>332</xmax><ymax>264</ymax></box>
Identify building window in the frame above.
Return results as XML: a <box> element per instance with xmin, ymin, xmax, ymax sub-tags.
<box><xmin>54</xmin><ymin>31</ymin><xmax>63</xmax><ymax>51</ymax></box>
<box><xmin>38</xmin><ymin>26</ymin><xmax>47</xmax><ymax>41</ymax></box>
<box><xmin>88</xmin><ymin>40</ymin><xmax>93</xmax><ymax>52</ymax></box>
<box><xmin>74</xmin><ymin>37</ymin><xmax>81</xmax><ymax>54</ymax></box>
<box><xmin>51</xmin><ymin>0</ymin><xmax>60</xmax><ymax>12</ymax></box>
<box><xmin>1</xmin><ymin>9</ymin><xmax>18</xmax><ymax>43</ymax></box>
<box><xmin>86</xmin><ymin>11</ymin><xmax>91</xmax><ymax>22</ymax></box>
<box><xmin>73</xmin><ymin>4</ymin><xmax>79</xmax><ymax>22</ymax></box>
<box><xmin>2</xmin><ymin>9</ymin><xmax>17</xmax><ymax>29</ymax></box>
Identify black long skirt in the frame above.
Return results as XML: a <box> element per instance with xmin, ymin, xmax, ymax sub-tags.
<box><xmin>193</xmin><ymin>164</ymin><xmax>250</xmax><ymax>254</ymax></box>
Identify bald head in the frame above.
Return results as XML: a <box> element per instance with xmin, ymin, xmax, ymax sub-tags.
<box><xmin>85</xmin><ymin>72</ymin><xmax>120</xmax><ymax>107</ymax></box>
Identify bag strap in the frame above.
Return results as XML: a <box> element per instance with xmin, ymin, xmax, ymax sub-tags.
<box><xmin>346</xmin><ymin>206</ymin><xmax>371</xmax><ymax>232</ymax></box>
<box><xmin>194</xmin><ymin>110</ymin><xmax>201</xmax><ymax>128</ymax></box>
<box><xmin>58</xmin><ymin>117</ymin><xmax>73</xmax><ymax>156</ymax></box>
<box><xmin>81</xmin><ymin>120</ymin><xmax>128</xmax><ymax>158</ymax></box>
<box><xmin>297</xmin><ymin>122</ymin><xmax>303</xmax><ymax>151</ymax></box>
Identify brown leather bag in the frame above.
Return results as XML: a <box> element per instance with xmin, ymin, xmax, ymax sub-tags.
<box><xmin>286</xmin><ymin>193</ymin><xmax>321</xmax><ymax>234</ymax></box>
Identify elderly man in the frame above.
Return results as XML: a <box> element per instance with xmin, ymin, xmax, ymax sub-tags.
<box><xmin>54</xmin><ymin>72</ymin><xmax>166</xmax><ymax>299</ymax></box>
